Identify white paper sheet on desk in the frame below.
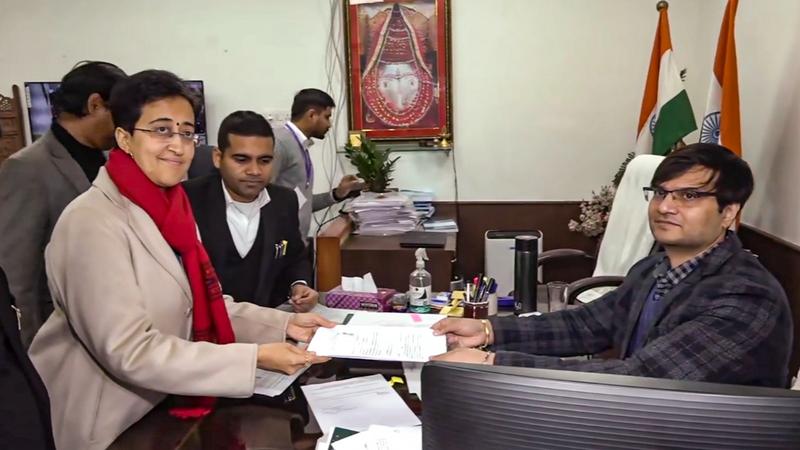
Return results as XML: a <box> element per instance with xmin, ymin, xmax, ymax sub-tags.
<box><xmin>301</xmin><ymin>374</ymin><xmax>420</xmax><ymax>433</ymax></box>
<box><xmin>253</xmin><ymin>366</ymin><xmax>307</xmax><ymax>397</ymax></box>
<box><xmin>402</xmin><ymin>362</ymin><xmax>424</xmax><ymax>400</ymax></box>
<box><xmin>307</xmin><ymin>326</ymin><xmax>446</xmax><ymax>363</ymax></box>
<box><xmin>346</xmin><ymin>311</ymin><xmax>444</xmax><ymax>328</ymax></box>
<box><xmin>310</xmin><ymin>304</ymin><xmax>444</xmax><ymax>329</ymax></box>
<box><xmin>310</xmin><ymin>304</ymin><xmax>359</xmax><ymax>324</ymax></box>
<box><xmin>332</xmin><ymin>425</ymin><xmax>422</xmax><ymax>450</ymax></box>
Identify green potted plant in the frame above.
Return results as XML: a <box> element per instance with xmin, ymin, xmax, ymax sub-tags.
<box><xmin>343</xmin><ymin>134</ymin><xmax>400</xmax><ymax>193</ymax></box>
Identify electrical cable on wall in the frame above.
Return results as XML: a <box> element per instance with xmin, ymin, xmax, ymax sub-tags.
<box><xmin>313</xmin><ymin>0</ymin><xmax>349</xmax><ymax>239</ymax></box>
<box><xmin>450</xmin><ymin>132</ymin><xmax>462</xmax><ymax>278</ymax></box>
<box><xmin>312</xmin><ymin>0</ymin><xmax>462</xmax><ymax>283</ymax></box>
<box><xmin>308</xmin><ymin>0</ymin><xmax>352</xmax><ymax>284</ymax></box>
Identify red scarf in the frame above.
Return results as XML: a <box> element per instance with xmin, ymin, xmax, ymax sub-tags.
<box><xmin>105</xmin><ymin>149</ymin><xmax>236</xmax><ymax>419</ymax></box>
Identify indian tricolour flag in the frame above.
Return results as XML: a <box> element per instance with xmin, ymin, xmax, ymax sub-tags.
<box><xmin>635</xmin><ymin>3</ymin><xmax>696</xmax><ymax>156</ymax></box>
<box><xmin>700</xmin><ymin>0</ymin><xmax>741</xmax><ymax>156</ymax></box>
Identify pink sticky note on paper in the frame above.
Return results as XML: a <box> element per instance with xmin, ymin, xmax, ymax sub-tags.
<box><xmin>410</xmin><ymin>314</ymin><xmax>423</xmax><ymax>323</ymax></box>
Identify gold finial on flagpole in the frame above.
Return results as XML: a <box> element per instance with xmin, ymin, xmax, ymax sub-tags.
<box><xmin>657</xmin><ymin>1</ymin><xmax>669</xmax><ymax>11</ymax></box>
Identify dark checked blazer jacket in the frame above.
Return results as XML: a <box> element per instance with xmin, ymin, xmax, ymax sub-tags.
<box><xmin>490</xmin><ymin>233</ymin><xmax>793</xmax><ymax>388</ymax></box>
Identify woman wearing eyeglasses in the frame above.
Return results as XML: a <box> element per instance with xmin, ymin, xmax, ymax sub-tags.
<box><xmin>27</xmin><ymin>70</ymin><xmax>334</xmax><ymax>450</ymax></box>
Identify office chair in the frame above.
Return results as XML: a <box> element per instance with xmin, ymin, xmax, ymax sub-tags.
<box><xmin>538</xmin><ymin>154</ymin><xmax>665</xmax><ymax>304</ymax></box>
<box><xmin>187</xmin><ymin>144</ymin><xmax>218</xmax><ymax>179</ymax></box>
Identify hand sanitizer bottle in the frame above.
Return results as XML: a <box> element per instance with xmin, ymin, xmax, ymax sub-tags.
<box><xmin>408</xmin><ymin>248</ymin><xmax>432</xmax><ymax>313</ymax></box>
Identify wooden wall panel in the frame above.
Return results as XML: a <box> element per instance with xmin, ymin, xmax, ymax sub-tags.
<box><xmin>435</xmin><ymin>202</ymin><xmax>597</xmax><ymax>283</ymax></box>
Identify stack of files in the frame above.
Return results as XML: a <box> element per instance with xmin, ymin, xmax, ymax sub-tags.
<box><xmin>400</xmin><ymin>190</ymin><xmax>436</xmax><ymax>219</ymax></box>
<box><xmin>421</xmin><ymin>218</ymin><xmax>458</xmax><ymax>233</ymax></box>
<box><xmin>344</xmin><ymin>192</ymin><xmax>421</xmax><ymax>235</ymax></box>
<box><xmin>302</xmin><ymin>375</ymin><xmax>420</xmax><ymax>448</ymax></box>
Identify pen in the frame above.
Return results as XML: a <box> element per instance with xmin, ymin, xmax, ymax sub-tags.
<box><xmin>486</xmin><ymin>279</ymin><xmax>497</xmax><ymax>301</ymax></box>
<box><xmin>482</xmin><ymin>278</ymin><xmax>493</xmax><ymax>302</ymax></box>
<box><xmin>476</xmin><ymin>275</ymin><xmax>488</xmax><ymax>302</ymax></box>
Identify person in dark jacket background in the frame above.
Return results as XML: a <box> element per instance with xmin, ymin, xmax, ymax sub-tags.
<box><xmin>0</xmin><ymin>266</ymin><xmax>55</xmax><ymax>449</ymax></box>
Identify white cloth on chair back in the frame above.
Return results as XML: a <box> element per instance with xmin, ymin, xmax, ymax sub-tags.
<box><xmin>594</xmin><ymin>154</ymin><xmax>664</xmax><ymax>276</ymax></box>
<box><xmin>577</xmin><ymin>154</ymin><xmax>664</xmax><ymax>304</ymax></box>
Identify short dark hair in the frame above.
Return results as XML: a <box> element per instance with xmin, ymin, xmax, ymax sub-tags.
<box><xmin>50</xmin><ymin>61</ymin><xmax>127</xmax><ymax>117</ymax></box>
<box><xmin>109</xmin><ymin>69</ymin><xmax>199</xmax><ymax>133</ymax></box>
<box><xmin>290</xmin><ymin>88</ymin><xmax>335</xmax><ymax>120</ymax></box>
<box><xmin>651</xmin><ymin>143</ymin><xmax>754</xmax><ymax>211</ymax></box>
<box><xmin>217</xmin><ymin>111</ymin><xmax>274</xmax><ymax>151</ymax></box>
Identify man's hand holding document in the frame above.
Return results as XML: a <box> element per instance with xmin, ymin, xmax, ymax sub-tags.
<box><xmin>307</xmin><ymin>325</ymin><xmax>447</xmax><ymax>363</ymax></box>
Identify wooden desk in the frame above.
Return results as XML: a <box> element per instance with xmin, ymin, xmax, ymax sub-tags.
<box><xmin>109</xmin><ymin>402</ymin><xmax>304</xmax><ymax>450</ymax></box>
<box><xmin>112</xmin><ymin>295</ymin><xmax>585</xmax><ymax>450</ymax></box>
<box><xmin>316</xmin><ymin>216</ymin><xmax>456</xmax><ymax>292</ymax></box>
<box><xmin>111</xmin><ymin>364</ymin><xmax>418</xmax><ymax>450</ymax></box>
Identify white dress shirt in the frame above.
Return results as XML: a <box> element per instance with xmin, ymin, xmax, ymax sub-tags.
<box><xmin>221</xmin><ymin>180</ymin><xmax>308</xmax><ymax>288</ymax></box>
<box><xmin>285</xmin><ymin>121</ymin><xmax>315</xmax><ymax>149</ymax></box>
<box><xmin>222</xmin><ymin>179</ymin><xmax>270</xmax><ymax>258</ymax></box>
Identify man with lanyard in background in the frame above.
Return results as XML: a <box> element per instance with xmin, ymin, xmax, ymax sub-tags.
<box><xmin>271</xmin><ymin>88</ymin><xmax>363</xmax><ymax>245</ymax></box>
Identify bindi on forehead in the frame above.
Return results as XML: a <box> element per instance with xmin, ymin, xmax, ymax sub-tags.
<box><xmin>147</xmin><ymin>118</ymin><xmax>194</xmax><ymax>127</ymax></box>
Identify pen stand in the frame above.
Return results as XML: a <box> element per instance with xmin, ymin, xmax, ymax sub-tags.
<box><xmin>463</xmin><ymin>299</ymin><xmax>489</xmax><ymax>319</ymax></box>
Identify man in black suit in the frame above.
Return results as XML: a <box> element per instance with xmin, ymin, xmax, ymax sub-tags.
<box><xmin>0</xmin><ymin>266</ymin><xmax>55</xmax><ymax>449</ymax></box>
<box><xmin>184</xmin><ymin>111</ymin><xmax>318</xmax><ymax>312</ymax></box>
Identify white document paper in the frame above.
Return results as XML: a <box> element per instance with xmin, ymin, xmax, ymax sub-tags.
<box><xmin>332</xmin><ymin>425</ymin><xmax>422</xmax><ymax>450</ymax></box>
<box><xmin>346</xmin><ymin>311</ymin><xmax>444</xmax><ymax>328</ymax></box>
<box><xmin>402</xmin><ymin>362</ymin><xmax>424</xmax><ymax>400</ymax></box>
<box><xmin>253</xmin><ymin>366</ymin><xmax>307</xmax><ymax>397</ymax></box>
<box><xmin>307</xmin><ymin>325</ymin><xmax>446</xmax><ymax>363</ymax></box>
<box><xmin>311</xmin><ymin>304</ymin><xmax>445</xmax><ymax>328</ymax></box>
<box><xmin>302</xmin><ymin>375</ymin><xmax>420</xmax><ymax>433</ymax></box>
<box><xmin>311</xmin><ymin>303</ymin><xmax>359</xmax><ymax>324</ymax></box>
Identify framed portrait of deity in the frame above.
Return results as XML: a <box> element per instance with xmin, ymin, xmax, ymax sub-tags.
<box><xmin>344</xmin><ymin>0</ymin><xmax>452</xmax><ymax>141</ymax></box>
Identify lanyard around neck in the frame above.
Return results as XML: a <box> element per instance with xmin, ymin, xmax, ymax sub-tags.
<box><xmin>286</xmin><ymin>123</ymin><xmax>313</xmax><ymax>189</ymax></box>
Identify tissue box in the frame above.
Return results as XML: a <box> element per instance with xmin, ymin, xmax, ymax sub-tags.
<box><xmin>325</xmin><ymin>286</ymin><xmax>398</xmax><ymax>312</ymax></box>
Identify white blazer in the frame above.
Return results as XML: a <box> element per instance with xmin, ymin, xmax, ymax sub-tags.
<box><xmin>29</xmin><ymin>167</ymin><xmax>292</xmax><ymax>450</ymax></box>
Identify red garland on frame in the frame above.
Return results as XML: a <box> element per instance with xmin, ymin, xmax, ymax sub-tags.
<box><xmin>345</xmin><ymin>0</ymin><xmax>452</xmax><ymax>141</ymax></box>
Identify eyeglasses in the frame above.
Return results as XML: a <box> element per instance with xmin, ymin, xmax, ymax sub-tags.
<box><xmin>133</xmin><ymin>126</ymin><xmax>199</xmax><ymax>145</ymax></box>
<box><xmin>643</xmin><ymin>186</ymin><xmax>718</xmax><ymax>205</ymax></box>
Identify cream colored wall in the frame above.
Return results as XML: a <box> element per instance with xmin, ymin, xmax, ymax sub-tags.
<box><xmin>732</xmin><ymin>0</ymin><xmax>800</xmax><ymax>245</ymax></box>
<box><xmin>1</xmin><ymin>0</ymin><xmax>796</xmax><ymax>244</ymax></box>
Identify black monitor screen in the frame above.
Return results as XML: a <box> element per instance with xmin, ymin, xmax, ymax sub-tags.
<box><xmin>184</xmin><ymin>80</ymin><xmax>207</xmax><ymax>143</ymax></box>
<box><xmin>24</xmin><ymin>80</ymin><xmax>208</xmax><ymax>145</ymax></box>
<box><xmin>421</xmin><ymin>362</ymin><xmax>800</xmax><ymax>450</ymax></box>
<box><xmin>24</xmin><ymin>82</ymin><xmax>60</xmax><ymax>142</ymax></box>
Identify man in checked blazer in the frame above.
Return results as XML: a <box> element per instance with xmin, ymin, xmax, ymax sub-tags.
<box><xmin>432</xmin><ymin>143</ymin><xmax>793</xmax><ymax>388</ymax></box>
